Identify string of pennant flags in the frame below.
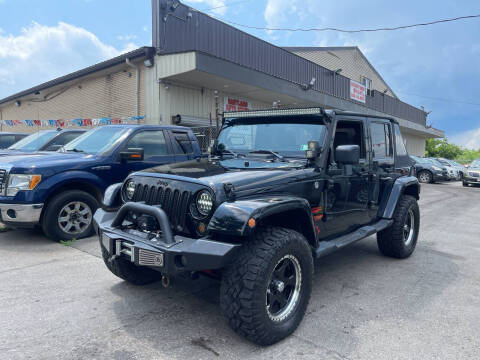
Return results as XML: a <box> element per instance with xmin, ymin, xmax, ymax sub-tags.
<box><xmin>0</xmin><ymin>115</ymin><xmax>145</xmax><ymax>127</ymax></box>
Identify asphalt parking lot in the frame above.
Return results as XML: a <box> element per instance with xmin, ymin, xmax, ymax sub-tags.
<box><xmin>1</xmin><ymin>181</ymin><xmax>479</xmax><ymax>360</ymax></box>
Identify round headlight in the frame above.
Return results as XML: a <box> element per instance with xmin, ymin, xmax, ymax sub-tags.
<box><xmin>125</xmin><ymin>180</ymin><xmax>136</xmax><ymax>200</ymax></box>
<box><xmin>196</xmin><ymin>191</ymin><xmax>213</xmax><ymax>216</ymax></box>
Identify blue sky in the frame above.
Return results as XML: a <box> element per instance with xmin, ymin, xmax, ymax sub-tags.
<box><xmin>0</xmin><ymin>0</ymin><xmax>479</xmax><ymax>147</ymax></box>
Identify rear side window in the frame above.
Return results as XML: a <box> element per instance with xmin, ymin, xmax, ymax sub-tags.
<box><xmin>0</xmin><ymin>135</ymin><xmax>17</xmax><ymax>149</ymax></box>
<box><xmin>44</xmin><ymin>132</ymin><xmax>84</xmax><ymax>150</ymax></box>
<box><xmin>172</xmin><ymin>132</ymin><xmax>193</xmax><ymax>154</ymax></box>
<box><xmin>394</xmin><ymin>124</ymin><xmax>408</xmax><ymax>156</ymax></box>
<box><xmin>126</xmin><ymin>130</ymin><xmax>168</xmax><ymax>159</ymax></box>
<box><xmin>371</xmin><ymin>122</ymin><xmax>393</xmax><ymax>158</ymax></box>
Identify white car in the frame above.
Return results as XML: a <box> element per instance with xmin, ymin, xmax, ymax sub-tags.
<box><xmin>436</xmin><ymin>158</ymin><xmax>461</xmax><ymax>181</ymax></box>
<box><xmin>445</xmin><ymin>159</ymin><xmax>467</xmax><ymax>179</ymax></box>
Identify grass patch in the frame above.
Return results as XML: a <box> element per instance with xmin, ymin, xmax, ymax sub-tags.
<box><xmin>60</xmin><ymin>238</ymin><xmax>77</xmax><ymax>246</ymax></box>
<box><xmin>0</xmin><ymin>225</ymin><xmax>12</xmax><ymax>233</ymax></box>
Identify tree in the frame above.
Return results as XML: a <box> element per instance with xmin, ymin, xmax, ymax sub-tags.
<box><xmin>425</xmin><ymin>138</ymin><xmax>463</xmax><ymax>159</ymax></box>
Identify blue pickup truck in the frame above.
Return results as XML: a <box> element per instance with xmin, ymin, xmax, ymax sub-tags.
<box><xmin>0</xmin><ymin>124</ymin><xmax>201</xmax><ymax>240</ymax></box>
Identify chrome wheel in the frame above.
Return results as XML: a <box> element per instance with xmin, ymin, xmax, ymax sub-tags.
<box><xmin>266</xmin><ymin>254</ymin><xmax>302</xmax><ymax>322</ymax></box>
<box><xmin>58</xmin><ymin>201</ymin><xmax>92</xmax><ymax>235</ymax></box>
<box><xmin>418</xmin><ymin>172</ymin><xmax>431</xmax><ymax>183</ymax></box>
<box><xmin>403</xmin><ymin>208</ymin><xmax>415</xmax><ymax>246</ymax></box>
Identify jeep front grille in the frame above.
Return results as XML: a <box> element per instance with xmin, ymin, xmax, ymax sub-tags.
<box><xmin>0</xmin><ymin>169</ymin><xmax>6</xmax><ymax>193</ymax></box>
<box><xmin>133</xmin><ymin>183</ymin><xmax>191</xmax><ymax>231</ymax></box>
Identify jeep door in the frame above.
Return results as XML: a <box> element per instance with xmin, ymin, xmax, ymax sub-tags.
<box><xmin>323</xmin><ymin>117</ymin><xmax>372</xmax><ymax>237</ymax></box>
<box><xmin>367</xmin><ymin>118</ymin><xmax>396</xmax><ymax>218</ymax></box>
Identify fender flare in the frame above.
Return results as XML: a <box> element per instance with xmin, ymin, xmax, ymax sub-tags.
<box><xmin>381</xmin><ymin>176</ymin><xmax>420</xmax><ymax>219</ymax></box>
<box><xmin>207</xmin><ymin>196</ymin><xmax>315</xmax><ymax>240</ymax></box>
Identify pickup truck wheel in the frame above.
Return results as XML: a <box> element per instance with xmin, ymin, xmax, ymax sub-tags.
<box><xmin>220</xmin><ymin>227</ymin><xmax>313</xmax><ymax>345</ymax></box>
<box><xmin>100</xmin><ymin>243</ymin><xmax>160</xmax><ymax>285</ymax></box>
<box><xmin>377</xmin><ymin>195</ymin><xmax>420</xmax><ymax>259</ymax></box>
<box><xmin>417</xmin><ymin>170</ymin><xmax>432</xmax><ymax>183</ymax></box>
<box><xmin>42</xmin><ymin>190</ymin><xmax>98</xmax><ymax>241</ymax></box>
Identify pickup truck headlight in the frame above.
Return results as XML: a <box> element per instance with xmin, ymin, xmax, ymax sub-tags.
<box><xmin>6</xmin><ymin>174</ymin><xmax>42</xmax><ymax>196</ymax></box>
<box><xmin>432</xmin><ymin>166</ymin><xmax>442</xmax><ymax>171</ymax></box>
<box><xmin>196</xmin><ymin>190</ymin><xmax>213</xmax><ymax>216</ymax></box>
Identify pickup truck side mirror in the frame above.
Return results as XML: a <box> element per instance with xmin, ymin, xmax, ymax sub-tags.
<box><xmin>335</xmin><ymin>145</ymin><xmax>360</xmax><ymax>165</ymax></box>
<box><xmin>120</xmin><ymin>148</ymin><xmax>144</xmax><ymax>162</ymax></box>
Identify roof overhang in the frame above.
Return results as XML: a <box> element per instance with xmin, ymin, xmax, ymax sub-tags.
<box><xmin>158</xmin><ymin>51</ymin><xmax>444</xmax><ymax>138</ymax></box>
<box><xmin>0</xmin><ymin>47</ymin><xmax>154</xmax><ymax>106</ymax></box>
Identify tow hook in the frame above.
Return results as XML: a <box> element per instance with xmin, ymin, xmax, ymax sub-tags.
<box><xmin>161</xmin><ymin>275</ymin><xmax>171</xmax><ymax>288</ymax></box>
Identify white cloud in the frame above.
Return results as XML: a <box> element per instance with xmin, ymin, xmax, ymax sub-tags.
<box><xmin>450</xmin><ymin>127</ymin><xmax>480</xmax><ymax>150</ymax></box>
<box><xmin>0</xmin><ymin>22</ymin><xmax>138</xmax><ymax>98</ymax></box>
<box><xmin>186</xmin><ymin>0</ymin><xmax>227</xmax><ymax>15</ymax></box>
<box><xmin>262</xmin><ymin>0</ymin><xmax>480</xmax><ymax>139</ymax></box>
<box><xmin>116</xmin><ymin>34</ymin><xmax>138</xmax><ymax>41</ymax></box>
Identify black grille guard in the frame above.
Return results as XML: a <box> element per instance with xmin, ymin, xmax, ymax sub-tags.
<box><xmin>111</xmin><ymin>202</ymin><xmax>174</xmax><ymax>244</ymax></box>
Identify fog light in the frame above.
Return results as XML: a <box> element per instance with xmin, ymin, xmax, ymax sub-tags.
<box><xmin>137</xmin><ymin>215</ymin><xmax>158</xmax><ymax>232</ymax></box>
<box><xmin>181</xmin><ymin>255</ymin><xmax>188</xmax><ymax>267</ymax></box>
<box><xmin>6</xmin><ymin>209</ymin><xmax>16</xmax><ymax>218</ymax></box>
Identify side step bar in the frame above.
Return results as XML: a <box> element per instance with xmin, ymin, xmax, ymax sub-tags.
<box><xmin>315</xmin><ymin>219</ymin><xmax>393</xmax><ymax>258</ymax></box>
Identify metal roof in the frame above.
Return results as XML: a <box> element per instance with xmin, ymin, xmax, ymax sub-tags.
<box><xmin>283</xmin><ymin>46</ymin><xmax>397</xmax><ymax>98</ymax></box>
<box><xmin>0</xmin><ymin>47</ymin><xmax>155</xmax><ymax>105</ymax></box>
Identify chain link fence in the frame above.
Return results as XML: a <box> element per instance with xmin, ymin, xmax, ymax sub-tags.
<box><xmin>191</xmin><ymin>126</ymin><xmax>217</xmax><ymax>153</ymax></box>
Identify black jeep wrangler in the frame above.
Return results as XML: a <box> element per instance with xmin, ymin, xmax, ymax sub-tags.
<box><xmin>94</xmin><ymin>107</ymin><xmax>420</xmax><ymax>345</ymax></box>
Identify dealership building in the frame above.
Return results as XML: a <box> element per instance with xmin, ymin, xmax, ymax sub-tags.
<box><xmin>0</xmin><ymin>0</ymin><xmax>443</xmax><ymax>155</ymax></box>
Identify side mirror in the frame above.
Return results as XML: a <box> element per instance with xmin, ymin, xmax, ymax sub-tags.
<box><xmin>306</xmin><ymin>141</ymin><xmax>321</xmax><ymax>159</ymax></box>
<box><xmin>335</xmin><ymin>145</ymin><xmax>360</xmax><ymax>165</ymax></box>
<box><xmin>120</xmin><ymin>148</ymin><xmax>144</xmax><ymax>162</ymax></box>
<box><xmin>209</xmin><ymin>140</ymin><xmax>220</xmax><ymax>155</ymax></box>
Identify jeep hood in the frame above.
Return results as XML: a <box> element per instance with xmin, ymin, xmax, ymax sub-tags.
<box><xmin>135</xmin><ymin>158</ymin><xmax>307</xmax><ymax>193</ymax></box>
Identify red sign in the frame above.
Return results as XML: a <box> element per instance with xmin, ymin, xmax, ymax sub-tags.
<box><xmin>350</xmin><ymin>80</ymin><xmax>366</xmax><ymax>103</ymax></box>
<box><xmin>224</xmin><ymin>97</ymin><xmax>251</xmax><ymax>112</ymax></box>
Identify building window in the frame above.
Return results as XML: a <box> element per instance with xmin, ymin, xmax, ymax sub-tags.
<box><xmin>362</xmin><ymin>77</ymin><xmax>372</xmax><ymax>96</ymax></box>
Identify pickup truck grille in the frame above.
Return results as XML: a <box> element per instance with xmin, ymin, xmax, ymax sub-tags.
<box><xmin>133</xmin><ymin>183</ymin><xmax>191</xmax><ymax>231</ymax></box>
<box><xmin>469</xmin><ymin>172</ymin><xmax>480</xmax><ymax>178</ymax></box>
<box><xmin>0</xmin><ymin>169</ymin><xmax>6</xmax><ymax>193</ymax></box>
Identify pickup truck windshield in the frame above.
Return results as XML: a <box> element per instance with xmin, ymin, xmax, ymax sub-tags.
<box><xmin>471</xmin><ymin>159</ymin><xmax>480</xmax><ymax>167</ymax></box>
<box><xmin>218</xmin><ymin>118</ymin><xmax>326</xmax><ymax>158</ymax></box>
<box><xmin>62</xmin><ymin>126</ymin><xmax>129</xmax><ymax>155</ymax></box>
<box><xmin>8</xmin><ymin>131</ymin><xmax>57</xmax><ymax>152</ymax></box>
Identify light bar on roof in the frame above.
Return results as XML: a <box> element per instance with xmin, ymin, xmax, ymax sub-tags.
<box><xmin>223</xmin><ymin>107</ymin><xmax>324</xmax><ymax>118</ymax></box>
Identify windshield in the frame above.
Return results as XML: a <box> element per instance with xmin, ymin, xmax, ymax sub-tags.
<box><xmin>427</xmin><ymin>158</ymin><xmax>444</xmax><ymax>167</ymax></box>
<box><xmin>62</xmin><ymin>126</ymin><xmax>129</xmax><ymax>155</ymax></box>
<box><xmin>436</xmin><ymin>159</ymin><xmax>450</xmax><ymax>166</ymax></box>
<box><xmin>217</xmin><ymin>117</ymin><xmax>326</xmax><ymax>158</ymax></box>
<box><xmin>8</xmin><ymin>131</ymin><xmax>57</xmax><ymax>152</ymax></box>
<box><xmin>411</xmin><ymin>156</ymin><xmax>429</xmax><ymax>164</ymax></box>
<box><xmin>471</xmin><ymin>159</ymin><xmax>480</xmax><ymax>167</ymax></box>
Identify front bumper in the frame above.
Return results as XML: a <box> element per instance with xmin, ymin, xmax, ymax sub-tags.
<box><xmin>433</xmin><ymin>170</ymin><xmax>448</xmax><ymax>181</ymax></box>
<box><xmin>94</xmin><ymin>202</ymin><xmax>239</xmax><ymax>276</ymax></box>
<box><xmin>0</xmin><ymin>203</ymin><xmax>43</xmax><ymax>225</ymax></box>
<box><xmin>464</xmin><ymin>175</ymin><xmax>480</xmax><ymax>185</ymax></box>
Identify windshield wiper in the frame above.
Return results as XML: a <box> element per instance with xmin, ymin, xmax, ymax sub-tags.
<box><xmin>248</xmin><ymin>150</ymin><xmax>285</xmax><ymax>161</ymax></box>
<box><xmin>220</xmin><ymin>149</ymin><xmax>240</xmax><ymax>158</ymax></box>
<box><xmin>66</xmin><ymin>148</ymin><xmax>85</xmax><ymax>153</ymax></box>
